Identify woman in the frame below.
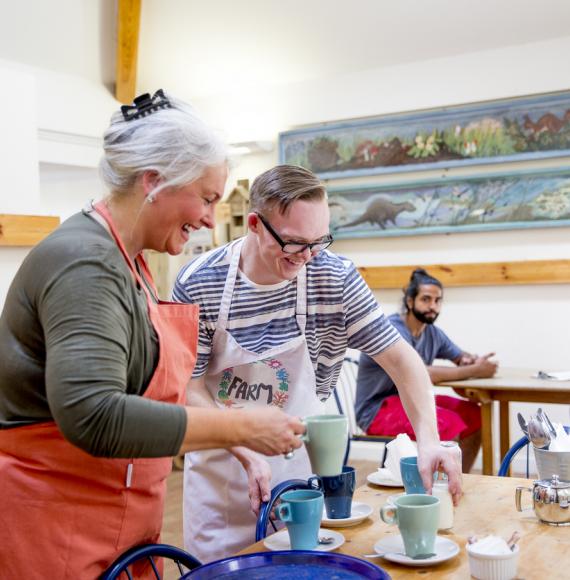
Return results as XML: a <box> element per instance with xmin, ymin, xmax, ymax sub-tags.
<box><xmin>0</xmin><ymin>90</ymin><xmax>304</xmax><ymax>578</ymax></box>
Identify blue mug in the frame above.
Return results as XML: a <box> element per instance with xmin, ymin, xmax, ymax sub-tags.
<box><xmin>309</xmin><ymin>466</ymin><xmax>356</xmax><ymax>519</ymax></box>
<box><xmin>275</xmin><ymin>489</ymin><xmax>324</xmax><ymax>550</ymax></box>
<box><xmin>400</xmin><ymin>456</ymin><xmax>426</xmax><ymax>494</ymax></box>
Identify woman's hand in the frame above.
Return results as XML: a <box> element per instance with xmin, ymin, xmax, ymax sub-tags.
<box><xmin>181</xmin><ymin>406</ymin><xmax>305</xmax><ymax>455</ymax></box>
<box><xmin>235</xmin><ymin>407</ymin><xmax>305</xmax><ymax>456</ymax></box>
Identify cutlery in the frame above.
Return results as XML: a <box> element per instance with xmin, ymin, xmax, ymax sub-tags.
<box><xmin>537</xmin><ymin>408</ymin><xmax>557</xmax><ymax>438</ymax></box>
<box><xmin>528</xmin><ymin>415</ymin><xmax>551</xmax><ymax>449</ymax></box>
<box><xmin>507</xmin><ymin>531</ymin><xmax>521</xmax><ymax>552</ymax></box>
<box><xmin>363</xmin><ymin>551</ymin><xmax>435</xmax><ymax>560</ymax></box>
<box><xmin>517</xmin><ymin>413</ymin><xmax>530</xmax><ymax>439</ymax></box>
<box><xmin>318</xmin><ymin>536</ymin><xmax>335</xmax><ymax>545</ymax></box>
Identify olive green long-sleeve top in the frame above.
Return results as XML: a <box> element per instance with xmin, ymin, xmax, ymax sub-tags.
<box><xmin>0</xmin><ymin>211</ymin><xmax>187</xmax><ymax>457</ymax></box>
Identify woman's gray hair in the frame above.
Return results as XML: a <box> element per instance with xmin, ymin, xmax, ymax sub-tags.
<box><xmin>100</xmin><ymin>92</ymin><xmax>229</xmax><ymax>199</ymax></box>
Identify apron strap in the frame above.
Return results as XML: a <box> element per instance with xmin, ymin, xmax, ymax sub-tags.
<box><xmin>295</xmin><ymin>266</ymin><xmax>307</xmax><ymax>334</ymax></box>
<box><xmin>217</xmin><ymin>238</ymin><xmax>243</xmax><ymax>328</ymax></box>
<box><xmin>218</xmin><ymin>238</ymin><xmax>308</xmax><ymax>335</ymax></box>
<box><xmin>89</xmin><ymin>200</ymin><xmax>156</xmax><ymax>305</ymax></box>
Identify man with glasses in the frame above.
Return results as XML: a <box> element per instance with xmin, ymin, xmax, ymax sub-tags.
<box><xmin>173</xmin><ymin>165</ymin><xmax>462</xmax><ymax>563</ymax></box>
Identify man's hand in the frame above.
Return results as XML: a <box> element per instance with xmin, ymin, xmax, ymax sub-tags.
<box><xmin>457</xmin><ymin>352</ymin><xmax>477</xmax><ymax>366</ymax></box>
<box><xmin>417</xmin><ymin>442</ymin><xmax>463</xmax><ymax>505</ymax></box>
<box><xmin>232</xmin><ymin>447</ymin><xmax>272</xmax><ymax>516</ymax></box>
<box><xmin>471</xmin><ymin>353</ymin><xmax>498</xmax><ymax>378</ymax></box>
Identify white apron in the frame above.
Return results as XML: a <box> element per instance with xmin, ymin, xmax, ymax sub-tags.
<box><xmin>183</xmin><ymin>239</ymin><xmax>324</xmax><ymax>563</ymax></box>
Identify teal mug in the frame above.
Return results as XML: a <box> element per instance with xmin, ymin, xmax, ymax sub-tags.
<box><xmin>275</xmin><ymin>489</ymin><xmax>324</xmax><ymax>550</ymax></box>
<box><xmin>300</xmin><ymin>415</ymin><xmax>348</xmax><ymax>477</ymax></box>
<box><xmin>400</xmin><ymin>456</ymin><xmax>426</xmax><ymax>494</ymax></box>
<box><xmin>380</xmin><ymin>494</ymin><xmax>440</xmax><ymax>559</ymax></box>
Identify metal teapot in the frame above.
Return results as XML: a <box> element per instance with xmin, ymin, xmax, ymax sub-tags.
<box><xmin>516</xmin><ymin>474</ymin><xmax>570</xmax><ymax>526</ymax></box>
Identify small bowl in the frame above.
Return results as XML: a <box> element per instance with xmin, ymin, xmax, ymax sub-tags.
<box><xmin>466</xmin><ymin>543</ymin><xmax>519</xmax><ymax>580</ymax></box>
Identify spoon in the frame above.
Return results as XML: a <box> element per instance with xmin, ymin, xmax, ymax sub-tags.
<box><xmin>363</xmin><ymin>552</ymin><xmax>436</xmax><ymax>560</ymax></box>
<box><xmin>318</xmin><ymin>536</ymin><xmax>335</xmax><ymax>545</ymax></box>
<box><xmin>517</xmin><ymin>413</ymin><xmax>530</xmax><ymax>440</ymax></box>
<box><xmin>537</xmin><ymin>408</ymin><xmax>557</xmax><ymax>438</ymax></box>
<box><xmin>528</xmin><ymin>415</ymin><xmax>551</xmax><ymax>449</ymax></box>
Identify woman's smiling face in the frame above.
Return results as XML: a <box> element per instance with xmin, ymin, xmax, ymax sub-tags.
<box><xmin>145</xmin><ymin>164</ymin><xmax>228</xmax><ymax>255</ymax></box>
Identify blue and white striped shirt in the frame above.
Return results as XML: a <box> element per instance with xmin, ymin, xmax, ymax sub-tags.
<box><xmin>173</xmin><ymin>240</ymin><xmax>400</xmax><ymax>400</ymax></box>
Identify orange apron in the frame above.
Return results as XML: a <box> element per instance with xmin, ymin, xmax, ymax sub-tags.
<box><xmin>0</xmin><ymin>202</ymin><xmax>198</xmax><ymax>579</ymax></box>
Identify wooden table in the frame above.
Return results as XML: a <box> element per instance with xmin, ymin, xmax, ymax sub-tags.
<box><xmin>440</xmin><ymin>368</ymin><xmax>570</xmax><ymax>475</ymax></box>
<box><xmin>240</xmin><ymin>473</ymin><xmax>568</xmax><ymax>578</ymax></box>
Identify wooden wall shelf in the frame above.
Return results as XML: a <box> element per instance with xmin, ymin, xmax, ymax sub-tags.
<box><xmin>0</xmin><ymin>214</ymin><xmax>60</xmax><ymax>247</ymax></box>
<box><xmin>358</xmin><ymin>260</ymin><xmax>570</xmax><ymax>289</ymax></box>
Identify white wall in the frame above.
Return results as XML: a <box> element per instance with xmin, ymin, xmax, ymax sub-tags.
<box><xmin>198</xmin><ymin>36</ymin><xmax>570</xmax><ymax>471</ymax></box>
<box><xmin>0</xmin><ymin>58</ymin><xmax>112</xmax><ymax>306</ymax></box>
<box><xmin>1</xmin><ymin>33</ymin><xmax>569</xmax><ymax>471</ymax></box>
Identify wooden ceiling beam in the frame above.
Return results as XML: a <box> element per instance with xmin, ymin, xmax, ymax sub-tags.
<box><xmin>115</xmin><ymin>0</ymin><xmax>142</xmax><ymax>104</ymax></box>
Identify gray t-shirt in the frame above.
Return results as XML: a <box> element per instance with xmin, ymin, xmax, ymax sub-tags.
<box><xmin>354</xmin><ymin>312</ymin><xmax>462</xmax><ymax>431</ymax></box>
<box><xmin>0</xmin><ymin>211</ymin><xmax>186</xmax><ymax>458</ymax></box>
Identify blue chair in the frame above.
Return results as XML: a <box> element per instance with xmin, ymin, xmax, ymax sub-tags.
<box><xmin>255</xmin><ymin>479</ymin><xmax>311</xmax><ymax>541</ymax></box>
<box><xmin>101</xmin><ymin>543</ymin><xmax>201</xmax><ymax>580</ymax></box>
<box><xmin>498</xmin><ymin>435</ymin><xmax>530</xmax><ymax>477</ymax></box>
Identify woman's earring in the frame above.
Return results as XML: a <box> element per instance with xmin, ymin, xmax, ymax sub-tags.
<box><xmin>146</xmin><ymin>194</ymin><xmax>156</xmax><ymax>204</ymax></box>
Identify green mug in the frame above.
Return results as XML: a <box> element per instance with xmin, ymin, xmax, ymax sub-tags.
<box><xmin>302</xmin><ymin>414</ymin><xmax>348</xmax><ymax>477</ymax></box>
<box><xmin>380</xmin><ymin>494</ymin><xmax>440</xmax><ymax>559</ymax></box>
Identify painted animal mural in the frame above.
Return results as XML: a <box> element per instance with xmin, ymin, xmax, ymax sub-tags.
<box><xmin>336</xmin><ymin>198</ymin><xmax>415</xmax><ymax>229</ymax></box>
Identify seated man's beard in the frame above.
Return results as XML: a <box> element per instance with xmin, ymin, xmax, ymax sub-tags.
<box><xmin>412</xmin><ymin>307</ymin><xmax>439</xmax><ymax>325</ymax></box>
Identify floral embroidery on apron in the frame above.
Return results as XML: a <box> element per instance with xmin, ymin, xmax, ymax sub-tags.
<box><xmin>217</xmin><ymin>358</ymin><xmax>290</xmax><ymax>407</ymax></box>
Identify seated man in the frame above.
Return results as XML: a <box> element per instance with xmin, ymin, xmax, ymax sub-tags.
<box><xmin>355</xmin><ymin>268</ymin><xmax>498</xmax><ymax>472</ymax></box>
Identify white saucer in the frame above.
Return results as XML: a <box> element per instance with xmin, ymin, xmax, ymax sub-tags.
<box><xmin>321</xmin><ymin>501</ymin><xmax>373</xmax><ymax>527</ymax></box>
<box><xmin>386</xmin><ymin>492</ymin><xmax>406</xmax><ymax>505</ymax></box>
<box><xmin>367</xmin><ymin>468</ymin><xmax>404</xmax><ymax>488</ymax></box>
<box><xmin>263</xmin><ymin>528</ymin><xmax>345</xmax><ymax>552</ymax></box>
<box><xmin>373</xmin><ymin>535</ymin><xmax>460</xmax><ymax>566</ymax></box>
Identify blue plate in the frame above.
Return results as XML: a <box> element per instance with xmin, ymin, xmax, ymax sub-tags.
<box><xmin>183</xmin><ymin>550</ymin><xmax>390</xmax><ymax>579</ymax></box>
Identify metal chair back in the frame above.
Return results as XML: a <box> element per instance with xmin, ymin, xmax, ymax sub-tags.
<box><xmin>101</xmin><ymin>543</ymin><xmax>201</xmax><ymax>579</ymax></box>
<box><xmin>255</xmin><ymin>479</ymin><xmax>311</xmax><ymax>542</ymax></box>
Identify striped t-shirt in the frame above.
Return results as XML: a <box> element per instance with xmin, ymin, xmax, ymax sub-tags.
<box><xmin>173</xmin><ymin>239</ymin><xmax>400</xmax><ymax>400</ymax></box>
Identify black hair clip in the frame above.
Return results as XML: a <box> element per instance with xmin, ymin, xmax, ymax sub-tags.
<box><xmin>121</xmin><ymin>89</ymin><xmax>171</xmax><ymax>121</ymax></box>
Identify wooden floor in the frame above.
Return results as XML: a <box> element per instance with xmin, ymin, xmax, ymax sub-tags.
<box><xmin>160</xmin><ymin>459</ymin><xmax>377</xmax><ymax>578</ymax></box>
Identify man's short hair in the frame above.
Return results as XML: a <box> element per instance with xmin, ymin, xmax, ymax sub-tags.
<box><xmin>249</xmin><ymin>165</ymin><xmax>326</xmax><ymax>216</ymax></box>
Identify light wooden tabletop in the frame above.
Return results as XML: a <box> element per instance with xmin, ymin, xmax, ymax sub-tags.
<box><xmin>439</xmin><ymin>367</ymin><xmax>570</xmax><ymax>392</ymax></box>
<box><xmin>240</xmin><ymin>473</ymin><xmax>568</xmax><ymax>578</ymax></box>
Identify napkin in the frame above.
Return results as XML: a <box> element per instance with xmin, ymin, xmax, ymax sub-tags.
<box><xmin>381</xmin><ymin>433</ymin><xmax>418</xmax><ymax>485</ymax></box>
<box><xmin>469</xmin><ymin>535</ymin><xmax>512</xmax><ymax>556</ymax></box>
<box><xmin>536</xmin><ymin>370</ymin><xmax>570</xmax><ymax>381</ymax></box>
<box><xmin>548</xmin><ymin>423</ymin><xmax>570</xmax><ymax>451</ymax></box>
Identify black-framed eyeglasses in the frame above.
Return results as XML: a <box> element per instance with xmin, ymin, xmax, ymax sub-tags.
<box><xmin>256</xmin><ymin>213</ymin><xmax>334</xmax><ymax>254</ymax></box>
